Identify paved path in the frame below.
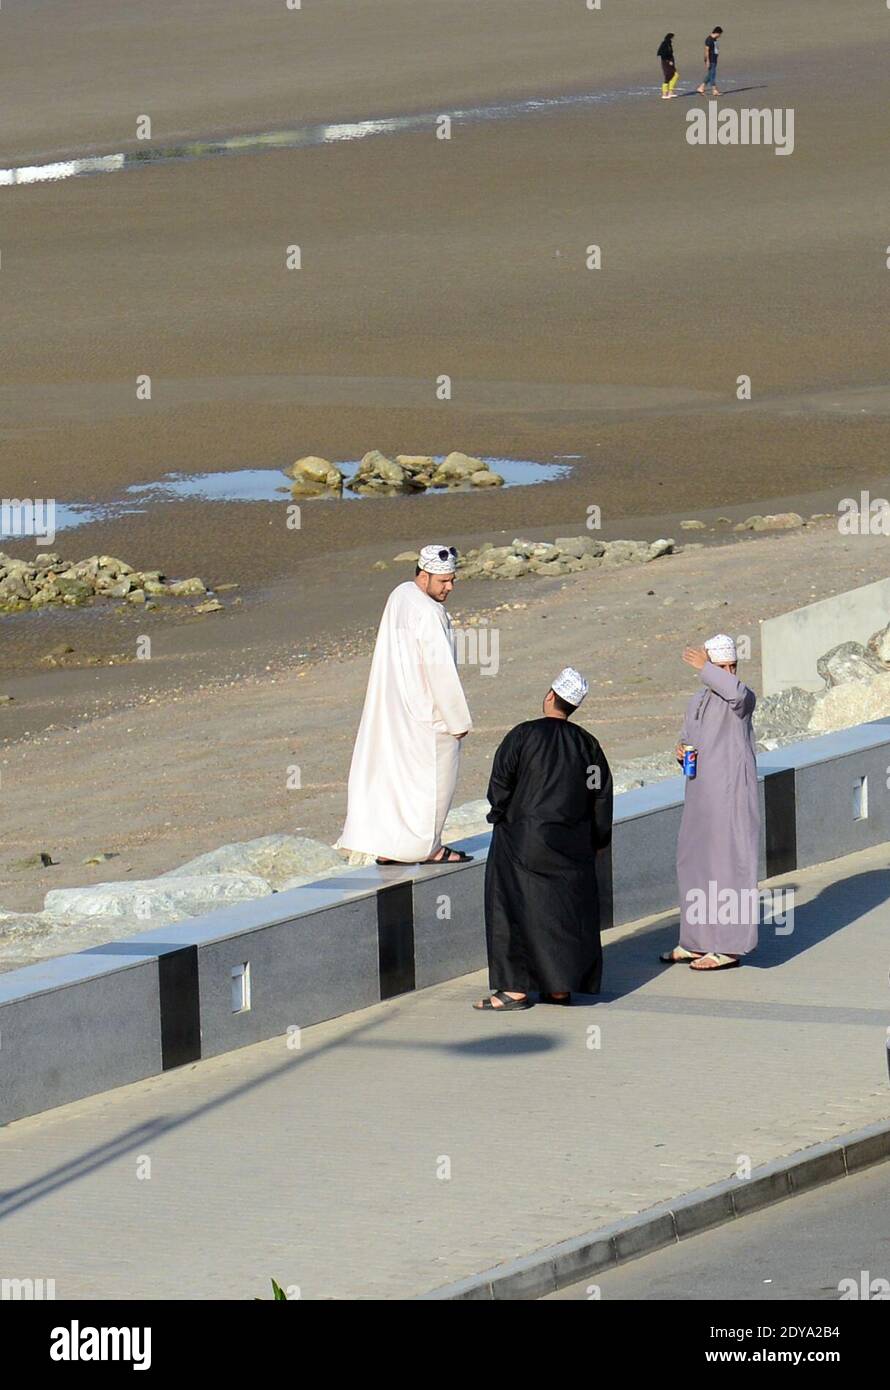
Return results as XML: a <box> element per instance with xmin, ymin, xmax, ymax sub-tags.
<box><xmin>1</xmin><ymin>843</ymin><xmax>889</xmax><ymax>1300</ymax></box>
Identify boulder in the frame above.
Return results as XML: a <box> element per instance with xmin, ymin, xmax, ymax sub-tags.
<box><xmin>866</xmin><ymin>623</ymin><xmax>890</xmax><ymax>666</ymax></box>
<box><xmin>754</xmin><ymin>688</ymin><xmax>817</xmax><ymax>744</ymax></box>
<box><xmin>436</xmin><ymin>451</ymin><xmax>485</xmax><ymax>480</ymax></box>
<box><xmin>809</xmin><ymin>672</ymin><xmax>890</xmax><ymax>734</ymax></box>
<box><xmin>470</xmin><ymin>469</ymin><xmax>503</xmax><ymax>486</ymax></box>
<box><xmin>286</xmin><ymin>455</ymin><xmax>333</xmax><ymax>483</ymax></box>
<box><xmin>816</xmin><ymin>641</ymin><xmax>885</xmax><ymax>688</ymax></box>
<box><xmin>168</xmin><ymin>577</ymin><xmax>206</xmax><ymax>597</ymax></box>
<box><xmin>680</xmin><ymin>520</ymin><xmax>706</xmax><ymax>530</ymax></box>
<box><xmin>163</xmin><ymin>833</ymin><xmax>344</xmax><ymax>891</ymax></box>
<box><xmin>601</xmin><ymin>540</ymin><xmax>649</xmax><ymax>565</ymax></box>
<box><xmin>647</xmin><ymin>538</ymin><xmax>675</xmax><ymax>559</ymax></box>
<box><xmin>396</xmin><ymin>455</ymin><xmax>436</xmax><ymax>473</ymax></box>
<box><xmin>442</xmin><ymin>799</ymin><xmax>491</xmax><ymax>838</ymax></box>
<box><xmin>494</xmin><ymin>558</ymin><xmax>530</xmax><ymax>578</ymax></box>
<box><xmin>751</xmin><ymin>512</ymin><xmax>804</xmax><ymax>531</ymax></box>
<box><xmin>44</xmin><ymin>872</ymin><xmax>272</xmax><ymax>924</ymax></box>
<box><xmin>55</xmin><ymin>577</ymin><xmax>92</xmax><ymax>602</ymax></box>
<box><xmin>553</xmin><ymin>536</ymin><xmax>604</xmax><ymax>559</ymax></box>
<box><xmin>0</xmin><ymin>573</ymin><xmax>33</xmax><ymax>600</ymax></box>
<box><xmin>375</xmin><ymin>457</ymin><xmax>407</xmax><ymax>486</ymax></box>
<box><xmin>97</xmin><ymin>556</ymin><xmax>134</xmax><ymax>576</ymax></box>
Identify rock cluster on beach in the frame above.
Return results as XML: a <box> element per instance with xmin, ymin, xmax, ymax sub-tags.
<box><xmin>389</xmin><ymin>534</ymin><xmax>676</xmax><ymax>580</ymax></box>
<box><xmin>286</xmin><ymin>450</ymin><xmax>505</xmax><ymax>497</ymax></box>
<box><xmin>0</xmin><ymin>552</ymin><xmax>216</xmax><ymax>615</ymax></box>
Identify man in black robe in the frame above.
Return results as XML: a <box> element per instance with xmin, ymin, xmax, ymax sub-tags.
<box><xmin>474</xmin><ymin>667</ymin><xmax>613</xmax><ymax>1011</ymax></box>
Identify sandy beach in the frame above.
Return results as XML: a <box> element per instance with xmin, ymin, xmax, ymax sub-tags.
<box><xmin>2</xmin><ymin>3</ymin><xmax>890</xmax><ymax>940</ymax></box>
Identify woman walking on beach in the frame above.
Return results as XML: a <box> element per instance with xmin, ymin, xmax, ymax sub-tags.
<box><xmin>657</xmin><ymin>33</ymin><xmax>679</xmax><ymax>100</ymax></box>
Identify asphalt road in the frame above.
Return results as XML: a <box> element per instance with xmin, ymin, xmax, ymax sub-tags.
<box><xmin>547</xmin><ymin>1161</ymin><xmax>890</xmax><ymax>1300</ymax></box>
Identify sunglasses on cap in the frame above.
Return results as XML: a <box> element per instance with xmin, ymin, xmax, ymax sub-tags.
<box><xmin>436</xmin><ymin>547</ymin><xmax>458</xmax><ymax>561</ymax></box>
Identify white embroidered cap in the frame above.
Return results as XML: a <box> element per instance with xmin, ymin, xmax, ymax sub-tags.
<box><xmin>704</xmin><ymin>633</ymin><xmax>737</xmax><ymax>664</ymax></box>
<box><xmin>418</xmin><ymin>543</ymin><xmax>458</xmax><ymax>575</ymax></box>
<box><xmin>552</xmin><ymin>666</ymin><xmax>589</xmax><ymax>707</ymax></box>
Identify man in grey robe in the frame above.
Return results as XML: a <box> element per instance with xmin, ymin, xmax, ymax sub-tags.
<box><xmin>662</xmin><ymin>634</ymin><xmax>759</xmax><ymax>971</ymax></box>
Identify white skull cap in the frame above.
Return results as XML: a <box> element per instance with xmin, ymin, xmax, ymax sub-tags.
<box><xmin>552</xmin><ymin>666</ymin><xmax>589</xmax><ymax>706</ymax></box>
<box><xmin>704</xmin><ymin>633</ymin><xmax>737</xmax><ymax>663</ymax></box>
<box><xmin>418</xmin><ymin>543</ymin><xmax>458</xmax><ymax>575</ymax></box>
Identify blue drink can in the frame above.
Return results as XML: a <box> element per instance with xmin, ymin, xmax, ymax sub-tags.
<box><xmin>682</xmin><ymin>745</ymin><xmax>698</xmax><ymax>779</ymax></box>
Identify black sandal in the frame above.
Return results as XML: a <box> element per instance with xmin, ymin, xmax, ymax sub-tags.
<box><xmin>425</xmin><ymin>848</ymin><xmax>474</xmax><ymax>864</ymax></box>
<box><xmin>473</xmin><ymin>990</ymin><xmax>532</xmax><ymax>1011</ymax></box>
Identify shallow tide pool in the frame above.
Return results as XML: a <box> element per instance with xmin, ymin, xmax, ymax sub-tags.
<box><xmin>4</xmin><ymin>458</ymin><xmax>572</xmax><ymax>539</ymax></box>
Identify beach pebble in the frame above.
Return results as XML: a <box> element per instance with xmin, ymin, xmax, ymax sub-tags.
<box><xmin>680</xmin><ymin>519</ymin><xmax>707</xmax><ymax>530</ymax></box>
<box><xmin>168</xmin><ymin>577</ymin><xmax>206</xmax><ymax>597</ymax></box>
<box><xmin>751</xmin><ymin>512</ymin><xmax>804</xmax><ymax>531</ymax></box>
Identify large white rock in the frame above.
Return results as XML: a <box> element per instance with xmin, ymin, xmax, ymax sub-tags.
<box><xmin>443</xmin><ymin>799</ymin><xmax>491</xmax><ymax>838</ymax></box>
<box><xmin>867</xmin><ymin>623</ymin><xmax>890</xmax><ymax>667</ymax></box>
<box><xmin>816</xmin><ymin>642</ymin><xmax>885</xmax><ymax>688</ymax></box>
<box><xmin>162</xmin><ymin>833</ymin><xmax>343</xmax><ymax>891</ymax></box>
<box><xmin>808</xmin><ymin>672</ymin><xmax>890</xmax><ymax>733</ymax></box>
<box><xmin>44</xmin><ymin>873</ymin><xmax>272</xmax><ymax>924</ymax></box>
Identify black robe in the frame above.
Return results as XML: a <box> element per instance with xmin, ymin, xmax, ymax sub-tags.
<box><xmin>484</xmin><ymin>717</ymin><xmax>613</xmax><ymax>994</ymax></box>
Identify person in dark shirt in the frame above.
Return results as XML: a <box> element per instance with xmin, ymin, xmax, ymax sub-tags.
<box><xmin>657</xmin><ymin>33</ymin><xmax>680</xmax><ymax>100</ymax></box>
<box><xmin>474</xmin><ymin>668</ymin><xmax>613</xmax><ymax>1011</ymax></box>
<box><xmin>697</xmin><ymin>25</ymin><xmax>723</xmax><ymax>97</ymax></box>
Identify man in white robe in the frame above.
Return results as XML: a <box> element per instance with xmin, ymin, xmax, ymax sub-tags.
<box><xmin>337</xmin><ymin>544</ymin><xmax>474</xmax><ymax>865</ymax></box>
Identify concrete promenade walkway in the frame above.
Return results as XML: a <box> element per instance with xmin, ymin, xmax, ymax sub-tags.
<box><xmin>1</xmin><ymin>843</ymin><xmax>889</xmax><ymax>1300</ymax></box>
